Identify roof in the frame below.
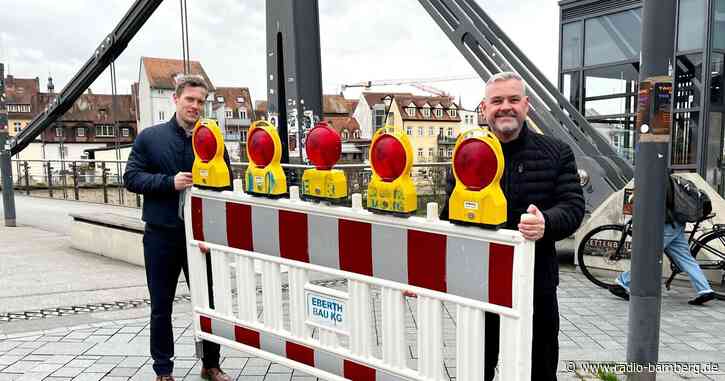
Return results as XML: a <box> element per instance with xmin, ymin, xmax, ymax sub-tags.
<box><xmin>4</xmin><ymin>76</ymin><xmax>40</xmax><ymax>118</ymax></box>
<box><xmin>362</xmin><ymin>92</ymin><xmax>413</xmax><ymax>109</ymax></box>
<box><xmin>37</xmin><ymin>93</ymin><xmax>137</xmax><ymax>123</ymax></box>
<box><xmin>395</xmin><ymin>95</ymin><xmax>461</xmax><ymax>122</ymax></box>
<box><xmin>141</xmin><ymin>57</ymin><xmax>214</xmax><ymax>91</ymax></box>
<box><xmin>214</xmin><ymin>87</ymin><xmax>253</xmax><ymax>111</ymax></box>
<box><xmin>325</xmin><ymin>116</ymin><xmax>360</xmax><ymax>133</ymax></box>
<box><xmin>254</xmin><ymin>100</ymin><xmax>268</xmax><ymax>120</ymax></box>
<box><xmin>323</xmin><ymin>94</ymin><xmax>356</xmax><ymax>115</ymax></box>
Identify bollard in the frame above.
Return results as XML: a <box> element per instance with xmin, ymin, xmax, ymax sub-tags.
<box><xmin>72</xmin><ymin>161</ymin><xmax>79</xmax><ymax>201</ymax></box>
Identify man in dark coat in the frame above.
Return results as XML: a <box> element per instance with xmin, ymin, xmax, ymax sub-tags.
<box><xmin>441</xmin><ymin>72</ymin><xmax>585</xmax><ymax>381</ymax></box>
<box><xmin>124</xmin><ymin>75</ymin><xmax>232</xmax><ymax>381</ymax></box>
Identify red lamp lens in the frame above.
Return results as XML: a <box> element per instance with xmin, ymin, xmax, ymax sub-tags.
<box><xmin>306</xmin><ymin>124</ymin><xmax>341</xmax><ymax>170</ymax></box>
<box><xmin>248</xmin><ymin>128</ymin><xmax>275</xmax><ymax>168</ymax></box>
<box><xmin>370</xmin><ymin>135</ymin><xmax>407</xmax><ymax>182</ymax></box>
<box><xmin>193</xmin><ymin>126</ymin><xmax>217</xmax><ymax>163</ymax></box>
<box><xmin>453</xmin><ymin>139</ymin><xmax>497</xmax><ymax>191</ymax></box>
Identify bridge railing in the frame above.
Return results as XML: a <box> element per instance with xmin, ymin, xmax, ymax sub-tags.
<box><xmin>7</xmin><ymin>159</ymin><xmax>452</xmax><ymax>212</ymax></box>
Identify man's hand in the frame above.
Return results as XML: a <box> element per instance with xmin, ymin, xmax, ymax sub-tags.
<box><xmin>518</xmin><ymin>204</ymin><xmax>546</xmax><ymax>241</ymax></box>
<box><xmin>174</xmin><ymin>172</ymin><xmax>193</xmax><ymax>190</ymax></box>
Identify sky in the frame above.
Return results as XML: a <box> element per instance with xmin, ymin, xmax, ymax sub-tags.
<box><xmin>0</xmin><ymin>0</ymin><xmax>560</xmax><ymax>111</ymax></box>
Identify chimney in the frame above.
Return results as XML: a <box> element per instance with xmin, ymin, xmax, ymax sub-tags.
<box><xmin>47</xmin><ymin>76</ymin><xmax>55</xmax><ymax>94</ymax></box>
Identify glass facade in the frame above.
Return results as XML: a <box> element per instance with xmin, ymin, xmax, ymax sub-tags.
<box><xmin>560</xmin><ymin>0</ymin><xmax>725</xmax><ymax>194</ymax></box>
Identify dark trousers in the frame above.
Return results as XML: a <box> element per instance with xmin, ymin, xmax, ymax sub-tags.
<box><xmin>143</xmin><ymin>224</ymin><xmax>220</xmax><ymax>376</ymax></box>
<box><xmin>485</xmin><ymin>290</ymin><xmax>559</xmax><ymax>381</ymax></box>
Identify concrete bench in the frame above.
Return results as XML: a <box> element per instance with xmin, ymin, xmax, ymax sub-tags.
<box><xmin>70</xmin><ymin>212</ymin><xmax>145</xmax><ymax>267</ymax></box>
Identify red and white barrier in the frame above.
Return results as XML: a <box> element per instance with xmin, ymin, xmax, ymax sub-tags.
<box><xmin>184</xmin><ymin>187</ymin><xmax>535</xmax><ymax>380</ymax></box>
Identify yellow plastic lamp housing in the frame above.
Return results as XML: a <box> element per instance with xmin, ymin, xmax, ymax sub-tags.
<box><xmin>366</xmin><ymin>127</ymin><xmax>417</xmax><ymax>214</ymax></box>
<box><xmin>448</xmin><ymin>128</ymin><xmax>507</xmax><ymax>228</ymax></box>
<box><xmin>245</xmin><ymin>120</ymin><xmax>287</xmax><ymax>196</ymax></box>
<box><xmin>192</xmin><ymin>119</ymin><xmax>231</xmax><ymax>190</ymax></box>
<box><xmin>302</xmin><ymin>122</ymin><xmax>348</xmax><ymax>200</ymax></box>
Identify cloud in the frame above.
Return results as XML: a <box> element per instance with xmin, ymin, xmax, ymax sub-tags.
<box><xmin>0</xmin><ymin>0</ymin><xmax>559</xmax><ymax>112</ymax></box>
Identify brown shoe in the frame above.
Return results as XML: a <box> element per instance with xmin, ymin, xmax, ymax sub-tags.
<box><xmin>201</xmin><ymin>367</ymin><xmax>232</xmax><ymax>381</ymax></box>
<box><xmin>155</xmin><ymin>376</ymin><xmax>175</xmax><ymax>381</ymax></box>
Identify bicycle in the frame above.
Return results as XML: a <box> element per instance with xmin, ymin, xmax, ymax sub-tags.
<box><xmin>577</xmin><ymin>213</ymin><xmax>725</xmax><ymax>300</ymax></box>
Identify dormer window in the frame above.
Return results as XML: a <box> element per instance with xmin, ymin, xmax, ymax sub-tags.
<box><xmin>448</xmin><ymin>109</ymin><xmax>457</xmax><ymax>117</ymax></box>
<box><xmin>406</xmin><ymin>107</ymin><xmax>416</xmax><ymax>117</ymax></box>
<box><xmin>422</xmin><ymin>107</ymin><xmax>431</xmax><ymax>117</ymax></box>
<box><xmin>216</xmin><ymin>96</ymin><xmax>224</xmax><ymax>102</ymax></box>
<box><xmin>236</xmin><ymin>97</ymin><xmax>245</xmax><ymax>103</ymax></box>
<box><xmin>434</xmin><ymin>108</ymin><xmax>443</xmax><ymax>118</ymax></box>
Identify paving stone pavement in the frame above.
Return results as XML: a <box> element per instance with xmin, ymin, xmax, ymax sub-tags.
<box><xmin>1</xmin><ymin>265</ymin><xmax>725</xmax><ymax>380</ymax></box>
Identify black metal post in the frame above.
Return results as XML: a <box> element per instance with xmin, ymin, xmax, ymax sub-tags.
<box><xmin>101</xmin><ymin>162</ymin><xmax>108</xmax><ymax>204</ymax></box>
<box><xmin>627</xmin><ymin>1</ymin><xmax>676</xmax><ymax>379</ymax></box>
<box><xmin>23</xmin><ymin>161</ymin><xmax>29</xmax><ymax>195</ymax></box>
<box><xmin>46</xmin><ymin>161</ymin><xmax>53</xmax><ymax>198</ymax></box>
<box><xmin>266</xmin><ymin>0</ymin><xmax>323</xmax><ymax>164</ymax></box>
<box><xmin>0</xmin><ymin>132</ymin><xmax>16</xmax><ymax>227</ymax></box>
<box><xmin>72</xmin><ymin>161</ymin><xmax>79</xmax><ymax>201</ymax></box>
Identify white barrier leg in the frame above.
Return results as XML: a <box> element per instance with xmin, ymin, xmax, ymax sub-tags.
<box><xmin>288</xmin><ymin>267</ymin><xmax>310</xmax><ymax>338</ymax></box>
<box><xmin>381</xmin><ymin>288</ymin><xmax>406</xmax><ymax>369</ymax></box>
<box><xmin>348</xmin><ymin>280</ymin><xmax>372</xmax><ymax>357</ymax></box>
<box><xmin>236</xmin><ymin>255</ymin><xmax>257</xmax><ymax>323</ymax></box>
<box><xmin>417</xmin><ymin>296</ymin><xmax>444</xmax><ymax>380</ymax></box>
<box><xmin>261</xmin><ymin>261</ymin><xmax>283</xmax><ymax>331</ymax></box>
<box><xmin>456</xmin><ymin>305</ymin><xmax>485</xmax><ymax>381</ymax></box>
<box><xmin>210</xmin><ymin>250</ymin><xmax>233</xmax><ymax>316</ymax></box>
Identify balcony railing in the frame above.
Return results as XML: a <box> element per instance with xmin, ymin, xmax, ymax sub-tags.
<box><xmin>225</xmin><ymin>118</ymin><xmax>251</xmax><ymax>126</ymax></box>
<box><xmin>437</xmin><ymin>135</ymin><xmax>457</xmax><ymax>145</ymax></box>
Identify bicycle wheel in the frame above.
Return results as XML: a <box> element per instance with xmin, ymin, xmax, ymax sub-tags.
<box><xmin>577</xmin><ymin>224</ymin><xmax>633</xmax><ymax>289</ymax></box>
<box><xmin>690</xmin><ymin>230</ymin><xmax>725</xmax><ymax>300</ymax></box>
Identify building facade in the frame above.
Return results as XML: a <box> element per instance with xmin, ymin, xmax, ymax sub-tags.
<box><xmin>213</xmin><ymin>87</ymin><xmax>254</xmax><ymax>162</ymax></box>
<box><xmin>137</xmin><ymin>57</ymin><xmax>215</xmax><ymax>131</ymax></box>
<box><xmin>559</xmin><ymin>0</ymin><xmax>725</xmax><ymax>193</ymax></box>
<box><xmin>4</xmin><ymin>75</ymin><xmax>40</xmax><ymax>137</ymax></box>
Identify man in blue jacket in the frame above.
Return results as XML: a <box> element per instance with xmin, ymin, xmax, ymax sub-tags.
<box><xmin>124</xmin><ymin>75</ymin><xmax>231</xmax><ymax>381</ymax></box>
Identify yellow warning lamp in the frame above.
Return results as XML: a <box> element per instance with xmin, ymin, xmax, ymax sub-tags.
<box><xmin>245</xmin><ymin>120</ymin><xmax>287</xmax><ymax>197</ymax></box>
<box><xmin>301</xmin><ymin>121</ymin><xmax>348</xmax><ymax>201</ymax></box>
<box><xmin>448</xmin><ymin>128</ymin><xmax>506</xmax><ymax>228</ymax></box>
<box><xmin>366</xmin><ymin>127</ymin><xmax>417</xmax><ymax>214</ymax></box>
<box><xmin>192</xmin><ymin>119</ymin><xmax>231</xmax><ymax>190</ymax></box>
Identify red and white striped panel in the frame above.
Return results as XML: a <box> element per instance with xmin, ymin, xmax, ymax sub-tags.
<box><xmin>191</xmin><ymin>196</ymin><xmax>515</xmax><ymax>307</ymax></box>
<box><xmin>199</xmin><ymin>314</ymin><xmax>406</xmax><ymax>381</ymax></box>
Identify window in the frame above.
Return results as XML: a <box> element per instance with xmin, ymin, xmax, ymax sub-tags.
<box><xmin>447</xmin><ymin>109</ymin><xmax>456</xmax><ymax>117</ymax></box>
<box><xmin>418</xmin><ymin>127</ymin><xmax>424</xmax><ymax>136</ymax></box>
<box><xmin>13</xmin><ymin>122</ymin><xmax>21</xmax><ymax>133</ymax></box>
<box><xmin>76</xmin><ymin>127</ymin><xmax>85</xmax><ymax>137</ymax></box>
<box><xmin>341</xmin><ymin>130</ymin><xmax>349</xmax><ymax>141</ymax></box>
<box><xmin>583</xmin><ymin>63</ymin><xmax>638</xmax><ymax>117</ymax></box>
<box><xmin>677</xmin><ymin>0</ymin><xmax>706</xmax><ymax>51</ymax></box>
<box><xmin>225</xmin><ymin>111</ymin><xmax>233</xmax><ymax>118</ymax></box>
<box><xmin>671</xmin><ymin>111</ymin><xmax>699</xmax><ymax>165</ymax></box>
<box><xmin>584</xmin><ymin>9</ymin><xmax>641</xmax><ymax>66</ymax></box>
<box><xmin>711</xmin><ymin>53</ymin><xmax>724</xmax><ymax>106</ymax></box>
<box><xmin>407</xmin><ymin>127</ymin><xmax>412</xmax><ymax>135</ymax></box>
<box><xmin>374</xmin><ymin>108</ymin><xmax>386</xmax><ymax>129</ymax></box>
<box><xmin>240</xmin><ymin>108</ymin><xmax>248</xmax><ymax>119</ymax></box>
<box><xmin>55</xmin><ymin>127</ymin><xmax>63</xmax><ymax>137</ymax></box>
<box><xmin>158</xmin><ymin>111</ymin><xmax>165</xmax><ymax>121</ymax></box>
<box><xmin>715</xmin><ymin>0</ymin><xmax>725</xmax><ymax>50</ymax></box>
<box><xmin>447</xmin><ymin>148</ymin><xmax>453</xmax><ymax>157</ymax></box>
<box><xmin>422</xmin><ymin>107</ymin><xmax>431</xmax><ymax>117</ymax></box>
<box><xmin>561</xmin><ymin>22</ymin><xmax>582</xmax><ymax>70</ymax></box>
<box><xmin>439</xmin><ymin>148</ymin><xmax>445</xmax><ymax>158</ymax></box>
<box><xmin>236</xmin><ymin>97</ymin><xmax>245</xmax><ymax>103</ymax></box>
<box><xmin>407</xmin><ymin>107</ymin><xmax>416</xmax><ymax>117</ymax></box>
<box><xmin>6</xmin><ymin>104</ymin><xmax>31</xmax><ymax>113</ymax></box>
<box><xmin>352</xmin><ymin>130</ymin><xmax>360</xmax><ymax>139</ymax></box>
<box><xmin>438</xmin><ymin>127</ymin><xmax>444</xmax><ymax>136</ymax></box>
<box><xmin>447</xmin><ymin>128</ymin><xmax>453</xmax><ymax>137</ymax></box>
<box><xmin>96</xmin><ymin>124</ymin><xmax>114</xmax><ymax>137</ymax></box>
<box><xmin>241</xmin><ymin>130</ymin><xmax>248</xmax><ymax>141</ymax></box>
<box><xmin>674</xmin><ymin>54</ymin><xmax>703</xmax><ymax>109</ymax></box>
<box><xmin>428</xmin><ymin>148</ymin><xmax>434</xmax><ymax>158</ymax></box>
<box><xmin>217</xmin><ymin>96</ymin><xmax>224</xmax><ymax>102</ymax></box>
<box><xmin>433</xmin><ymin>108</ymin><xmax>443</xmax><ymax>118</ymax></box>
<box><xmin>428</xmin><ymin>127</ymin><xmax>434</xmax><ymax>136</ymax></box>
<box><xmin>417</xmin><ymin>148</ymin><xmax>423</xmax><ymax>158</ymax></box>
<box><xmin>122</xmin><ymin>128</ymin><xmax>130</xmax><ymax>137</ymax></box>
